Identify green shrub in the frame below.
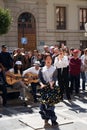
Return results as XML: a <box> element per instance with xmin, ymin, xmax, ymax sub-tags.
<box><xmin>0</xmin><ymin>8</ymin><xmax>12</xmax><ymax>35</ymax></box>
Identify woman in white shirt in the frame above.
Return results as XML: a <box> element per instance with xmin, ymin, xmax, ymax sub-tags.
<box><xmin>54</xmin><ymin>48</ymin><xmax>71</xmax><ymax>101</ymax></box>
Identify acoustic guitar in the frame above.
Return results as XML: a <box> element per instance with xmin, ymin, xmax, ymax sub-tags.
<box><xmin>24</xmin><ymin>72</ymin><xmax>39</xmax><ymax>85</ymax></box>
<box><xmin>6</xmin><ymin>73</ymin><xmax>38</xmax><ymax>85</ymax></box>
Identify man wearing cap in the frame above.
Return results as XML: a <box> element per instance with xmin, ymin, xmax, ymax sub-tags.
<box><xmin>6</xmin><ymin>60</ymin><xmax>28</xmax><ymax>106</ymax></box>
<box><xmin>69</xmin><ymin>49</ymin><xmax>81</xmax><ymax>96</ymax></box>
<box><xmin>23</xmin><ymin>61</ymin><xmax>41</xmax><ymax>103</ymax></box>
<box><xmin>0</xmin><ymin>44</ymin><xmax>13</xmax><ymax>71</ymax></box>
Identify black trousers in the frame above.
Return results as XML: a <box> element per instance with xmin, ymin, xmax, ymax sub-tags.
<box><xmin>0</xmin><ymin>84</ymin><xmax>7</xmax><ymax>105</ymax></box>
<box><xmin>31</xmin><ymin>82</ymin><xmax>39</xmax><ymax>101</ymax></box>
<box><xmin>57</xmin><ymin>67</ymin><xmax>71</xmax><ymax>100</ymax></box>
<box><xmin>69</xmin><ymin>74</ymin><xmax>80</xmax><ymax>94</ymax></box>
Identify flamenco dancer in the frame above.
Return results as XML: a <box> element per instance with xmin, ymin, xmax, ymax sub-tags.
<box><xmin>39</xmin><ymin>53</ymin><xmax>60</xmax><ymax>128</ymax></box>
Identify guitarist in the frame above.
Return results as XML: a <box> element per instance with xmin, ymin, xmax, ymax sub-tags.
<box><xmin>23</xmin><ymin>61</ymin><xmax>41</xmax><ymax>103</ymax></box>
<box><xmin>6</xmin><ymin>61</ymin><xmax>28</xmax><ymax>106</ymax></box>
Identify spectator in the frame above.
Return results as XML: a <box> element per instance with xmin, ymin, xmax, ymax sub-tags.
<box><xmin>69</xmin><ymin>49</ymin><xmax>81</xmax><ymax>96</ymax></box>
<box><xmin>43</xmin><ymin>45</ymin><xmax>50</xmax><ymax>54</ymax></box>
<box><xmin>0</xmin><ymin>44</ymin><xmax>13</xmax><ymax>71</ymax></box>
<box><xmin>13</xmin><ymin>48</ymin><xmax>26</xmax><ymax>70</ymax></box>
<box><xmin>80</xmin><ymin>48</ymin><xmax>87</xmax><ymax>91</ymax></box>
<box><xmin>54</xmin><ymin>48</ymin><xmax>71</xmax><ymax>101</ymax></box>
<box><xmin>31</xmin><ymin>50</ymin><xmax>39</xmax><ymax>66</ymax></box>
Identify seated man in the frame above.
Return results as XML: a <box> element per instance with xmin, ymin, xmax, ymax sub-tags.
<box><xmin>6</xmin><ymin>61</ymin><xmax>28</xmax><ymax>106</ymax></box>
<box><xmin>23</xmin><ymin>61</ymin><xmax>41</xmax><ymax>103</ymax></box>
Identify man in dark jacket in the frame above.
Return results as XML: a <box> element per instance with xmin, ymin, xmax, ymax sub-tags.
<box><xmin>0</xmin><ymin>44</ymin><xmax>13</xmax><ymax>71</ymax></box>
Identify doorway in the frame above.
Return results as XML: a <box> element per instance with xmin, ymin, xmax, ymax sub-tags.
<box><xmin>18</xmin><ymin>12</ymin><xmax>36</xmax><ymax>51</ymax></box>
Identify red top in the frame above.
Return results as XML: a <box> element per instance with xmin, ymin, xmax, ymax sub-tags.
<box><xmin>69</xmin><ymin>57</ymin><xmax>81</xmax><ymax>75</ymax></box>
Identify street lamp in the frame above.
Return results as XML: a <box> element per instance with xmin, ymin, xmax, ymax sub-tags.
<box><xmin>21</xmin><ymin>18</ymin><xmax>25</xmax><ymax>49</ymax></box>
<box><xmin>21</xmin><ymin>18</ymin><xmax>27</xmax><ymax>49</ymax></box>
<box><xmin>22</xmin><ymin>18</ymin><xmax>25</xmax><ymax>37</ymax></box>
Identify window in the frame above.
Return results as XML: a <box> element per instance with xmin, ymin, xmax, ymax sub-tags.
<box><xmin>18</xmin><ymin>12</ymin><xmax>36</xmax><ymax>34</ymax></box>
<box><xmin>56</xmin><ymin>41</ymin><xmax>66</xmax><ymax>48</ymax></box>
<box><xmin>56</xmin><ymin>6</ymin><xmax>66</xmax><ymax>30</ymax></box>
<box><xmin>80</xmin><ymin>8</ymin><xmax>87</xmax><ymax>30</ymax></box>
<box><xmin>80</xmin><ymin>40</ymin><xmax>87</xmax><ymax>49</ymax></box>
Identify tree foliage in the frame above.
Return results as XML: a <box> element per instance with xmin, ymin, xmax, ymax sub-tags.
<box><xmin>0</xmin><ymin>8</ymin><xmax>12</xmax><ymax>35</ymax></box>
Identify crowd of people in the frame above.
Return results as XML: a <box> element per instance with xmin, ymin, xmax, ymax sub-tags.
<box><xmin>0</xmin><ymin>43</ymin><xmax>87</xmax><ymax>127</ymax></box>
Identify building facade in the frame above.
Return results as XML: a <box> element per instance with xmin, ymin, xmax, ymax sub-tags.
<box><xmin>0</xmin><ymin>0</ymin><xmax>87</xmax><ymax>51</ymax></box>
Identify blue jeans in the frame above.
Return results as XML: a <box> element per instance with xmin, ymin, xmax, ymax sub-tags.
<box><xmin>81</xmin><ymin>72</ymin><xmax>86</xmax><ymax>90</ymax></box>
<box><xmin>39</xmin><ymin>104</ymin><xmax>57</xmax><ymax>122</ymax></box>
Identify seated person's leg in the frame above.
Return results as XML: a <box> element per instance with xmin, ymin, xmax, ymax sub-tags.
<box><xmin>0</xmin><ymin>85</ymin><xmax>7</xmax><ymax>106</ymax></box>
<box><xmin>31</xmin><ymin>83</ymin><xmax>38</xmax><ymax>102</ymax></box>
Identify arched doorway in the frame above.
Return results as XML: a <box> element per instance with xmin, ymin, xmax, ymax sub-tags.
<box><xmin>18</xmin><ymin>12</ymin><xmax>36</xmax><ymax>51</ymax></box>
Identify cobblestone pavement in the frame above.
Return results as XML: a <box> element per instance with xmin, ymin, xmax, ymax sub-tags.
<box><xmin>0</xmin><ymin>90</ymin><xmax>87</xmax><ymax>130</ymax></box>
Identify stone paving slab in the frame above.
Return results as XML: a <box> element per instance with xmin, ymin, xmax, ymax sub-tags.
<box><xmin>65</xmin><ymin>108</ymin><xmax>87</xmax><ymax>118</ymax></box>
<box><xmin>60</xmin><ymin>122</ymin><xmax>87</xmax><ymax>130</ymax></box>
<box><xmin>0</xmin><ymin>118</ymin><xmax>26</xmax><ymax>130</ymax></box>
<box><xmin>39</xmin><ymin>122</ymin><xmax>87</xmax><ymax>130</ymax></box>
<box><xmin>14</xmin><ymin>127</ymin><xmax>33</xmax><ymax>130</ymax></box>
<box><xmin>19</xmin><ymin>113</ymin><xmax>73</xmax><ymax>130</ymax></box>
